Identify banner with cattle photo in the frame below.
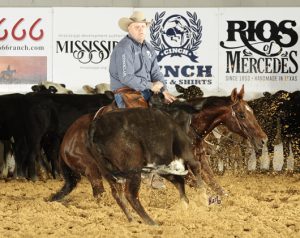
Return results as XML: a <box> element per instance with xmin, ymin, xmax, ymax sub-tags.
<box><xmin>0</xmin><ymin>8</ymin><xmax>52</xmax><ymax>94</ymax></box>
<box><xmin>218</xmin><ymin>8</ymin><xmax>300</xmax><ymax>98</ymax></box>
<box><xmin>139</xmin><ymin>8</ymin><xmax>219</xmax><ymax>96</ymax></box>
<box><xmin>52</xmin><ymin>8</ymin><xmax>130</xmax><ymax>93</ymax></box>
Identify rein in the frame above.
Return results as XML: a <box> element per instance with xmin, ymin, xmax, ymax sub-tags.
<box><xmin>190</xmin><ymin>125</ymin><xmax>204</xmax><ymax>140</ymax></box>
<box><xmin>191</xmin><ymin>125</ymin><xmax>253</xmax><ymax>149</ymax></box>
<box><xmin>209</xmin><ymin>127</ymin><xmax>254</xmax><ymax>149</ymax></box>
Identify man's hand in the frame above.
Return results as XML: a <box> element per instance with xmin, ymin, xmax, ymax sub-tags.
<box><xmin>163</xmin><ymin>91</ymin><xmax>176</xmax><ymax>103</ymax></box>
<box><xmin>151</xmin><ymin>81</ymin><xmax>164</xmax><ymax>93</ymax></box>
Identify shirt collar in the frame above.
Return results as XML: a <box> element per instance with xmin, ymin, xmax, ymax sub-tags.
<box><xmin>127</xmin><ymin>34</ymin><xmax>146</xmax><ymax>47</ymax></box>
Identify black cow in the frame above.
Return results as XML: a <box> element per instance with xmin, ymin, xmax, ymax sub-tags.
<box><xmin>0</xmin><ymin>93</ymin><xmax>113</xmax><ymax>180</ymax></box>
<box><xmin>25</xmin><ymin>93</ymin><xmax>114</xmax><ymax>180</ymax></box>
<box><xmin>248</xmin><ymin>90</ymin><xmax>290</xmax><ymax>171</ymax></box>
<box><xmin>87</xmin><ymin>108</ymin><xmax>202</xmax><ymax>225</ymax></box>
<box><xmin>0</xmin><ymin>94</ymin><xmax>29</xmax><ymax>177</ymax></box>
<box><xmin>278</xmin><ymin>91</ymin><xmax>300</xmax><ymax>171</ymax></box>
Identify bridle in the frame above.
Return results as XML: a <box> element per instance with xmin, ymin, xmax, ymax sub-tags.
<box><xmin>207</xmin><ymin>127</ymin><xmax>254</xmax><ymax>149</ymax></box>
<box><xmin>231</xmin><ymin>100</ymin><xmax>253</xmax><ymax>142</ymax></box>
<box><xmin>189</xmin><ymin>99</ymin><xmax>255</xmax><ymax>149</ymax></box>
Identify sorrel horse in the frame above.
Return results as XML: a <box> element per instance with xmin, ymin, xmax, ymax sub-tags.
<box><xmin>50</xmin><ymin>85</ymin><xmax>266</xmax><ymax>202</ymax></box>
<box><xmin>51</xmin><ymin>102</ymin><xmax>203</xmax><ymax>225</ymax></box>
<box><xmin>50</xmin><ymin>100</ymin><xmax>201</xmax><ymax>202</ymax></box>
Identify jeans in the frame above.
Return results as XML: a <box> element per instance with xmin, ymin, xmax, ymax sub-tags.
<box><xmin>114</xmin><ymin>89</ymin><xmax>152</xmax><ymax>108</ymax></box>
<box><xmin>114</xmin><ymin>93</ymin><xmax>125</xmax><ymax>108</ymax></box>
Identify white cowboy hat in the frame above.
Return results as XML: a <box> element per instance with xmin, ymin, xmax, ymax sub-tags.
<box><xmin>118</xmin><ymin>11</ymin><xmax>151</xmax><ymax>32</ymax></box>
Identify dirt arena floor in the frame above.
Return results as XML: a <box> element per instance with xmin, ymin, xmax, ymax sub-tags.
<box><xmin>0</xmin><ymin>174</ymin><xmax>299</xmax><ymax>238</ymax></box>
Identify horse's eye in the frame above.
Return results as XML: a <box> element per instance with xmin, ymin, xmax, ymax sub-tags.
<box><xmin>238</xmin><ymin>112</ymin><xmax>246</xmax><ymax>119</ymax></box>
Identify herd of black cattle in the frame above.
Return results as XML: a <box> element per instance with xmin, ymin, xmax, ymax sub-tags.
<box><xmin>0</xmin><ymin>83</ymin><xmax>299</xmax><ymax>182</ymax></box>
<box><xmin>249</xmin><ymin>90</ymin><xmax>300</xmax><ymax>171</ymax></box>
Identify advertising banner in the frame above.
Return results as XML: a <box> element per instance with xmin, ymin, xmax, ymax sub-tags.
<box><xmin>53</xmin><ymin>8</ymin><xmax>130</xmax><ymax>93</ymax></box>
<box><xmin>139</xmin><ymin>8</ymin><xmax>219</xmax><ymax>96</ymax></box>
<box><xmin>219</xmin><ymin>8</ymin><xmax>300</xmax><ymax>98</ymax></box>
<box><xmin>0</xmin><ymin>8</ymin><xmax>52</xmax><ymax>93</ymax></box>
<box><xmin>0</xmin><ymin>7</ymin><xmax>299</xmax><ymax>97</ymax></box>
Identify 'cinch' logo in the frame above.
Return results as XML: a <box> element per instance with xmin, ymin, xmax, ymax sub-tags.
<box><xmin>150</xmin><ymin>11</ymin><xmax>202</xmax><ymax>62</ymax></box>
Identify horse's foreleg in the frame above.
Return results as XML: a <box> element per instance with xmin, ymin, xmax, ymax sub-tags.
<box><xmin>195</xmin><ymin>142</ymin><xmax>225</xmax><ymax>194</ymax></box>
<box><xmin>200</xmin><ymin>155</ymin><xmax>226</xmax><ymax>195</ymax></box>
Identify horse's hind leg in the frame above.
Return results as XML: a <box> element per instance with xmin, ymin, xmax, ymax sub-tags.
<box><xmin>125</xmin><ymin>174</ymin><xmax>156</xmax><ymax>225</ymax></box>
<box><xmin>85</xmin><ymin>163</ymin><xmax>105</xmax><ymax>198</ymax></box>
<box><xmin>50</xmin><ymin>159</ymin><xmax>81</xmax><ymax>201</ymax></box>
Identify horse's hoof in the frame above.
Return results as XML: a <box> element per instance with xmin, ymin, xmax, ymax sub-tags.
<box><xmin>93</xmin><ymin>187</ymin><xmax>105</xmax><ymax>198</ymax></box>
<box><xmin>147</xmin><ymin>220</ymin><xmax>159</xmax><ymax>226</ymax></box>
<box><xmin>181</xmin><ymin>199</ymin><xmax>189</xmax><ymax>210</ymax></box>
<box><xmin>217</xmin><ymin>188</ymin><xmax>228</xmax><ymax>196</ymax></box>
<box><xmin>218</xmin><ymin>189</ymin><xmax>229</xmax><ymax>197</ymax></box>
<box><xmin>49</xmin><ymin>194</ymin><xmax>62</xmax><ymax>202</ymax></box>
<box><xmin>188</xmin><ymin>179</ymin><xmax>203</xmax><ymax>188</ymax></box>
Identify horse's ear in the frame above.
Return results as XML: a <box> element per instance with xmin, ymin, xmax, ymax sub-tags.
<box><xmin>237</xmin><ymin>84</ymin><xmax>245</xmax><ymax>99</ymax></box>
<box><xmin>230</xmin><ymin>88</ymin><xmax>238</xmax><ymax>102</ymax></box>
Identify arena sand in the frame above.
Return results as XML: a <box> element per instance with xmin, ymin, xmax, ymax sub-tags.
<box><xmin>0</xmin><ymin>174</ymin><xmax>299</xmax><ymax>238</ymax></box>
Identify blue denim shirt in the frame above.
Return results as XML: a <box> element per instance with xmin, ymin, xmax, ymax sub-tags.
<box><xmin>109</xmin><ymin>35</ymin><xmax>166</xmax><ymax>92</ymax></box>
